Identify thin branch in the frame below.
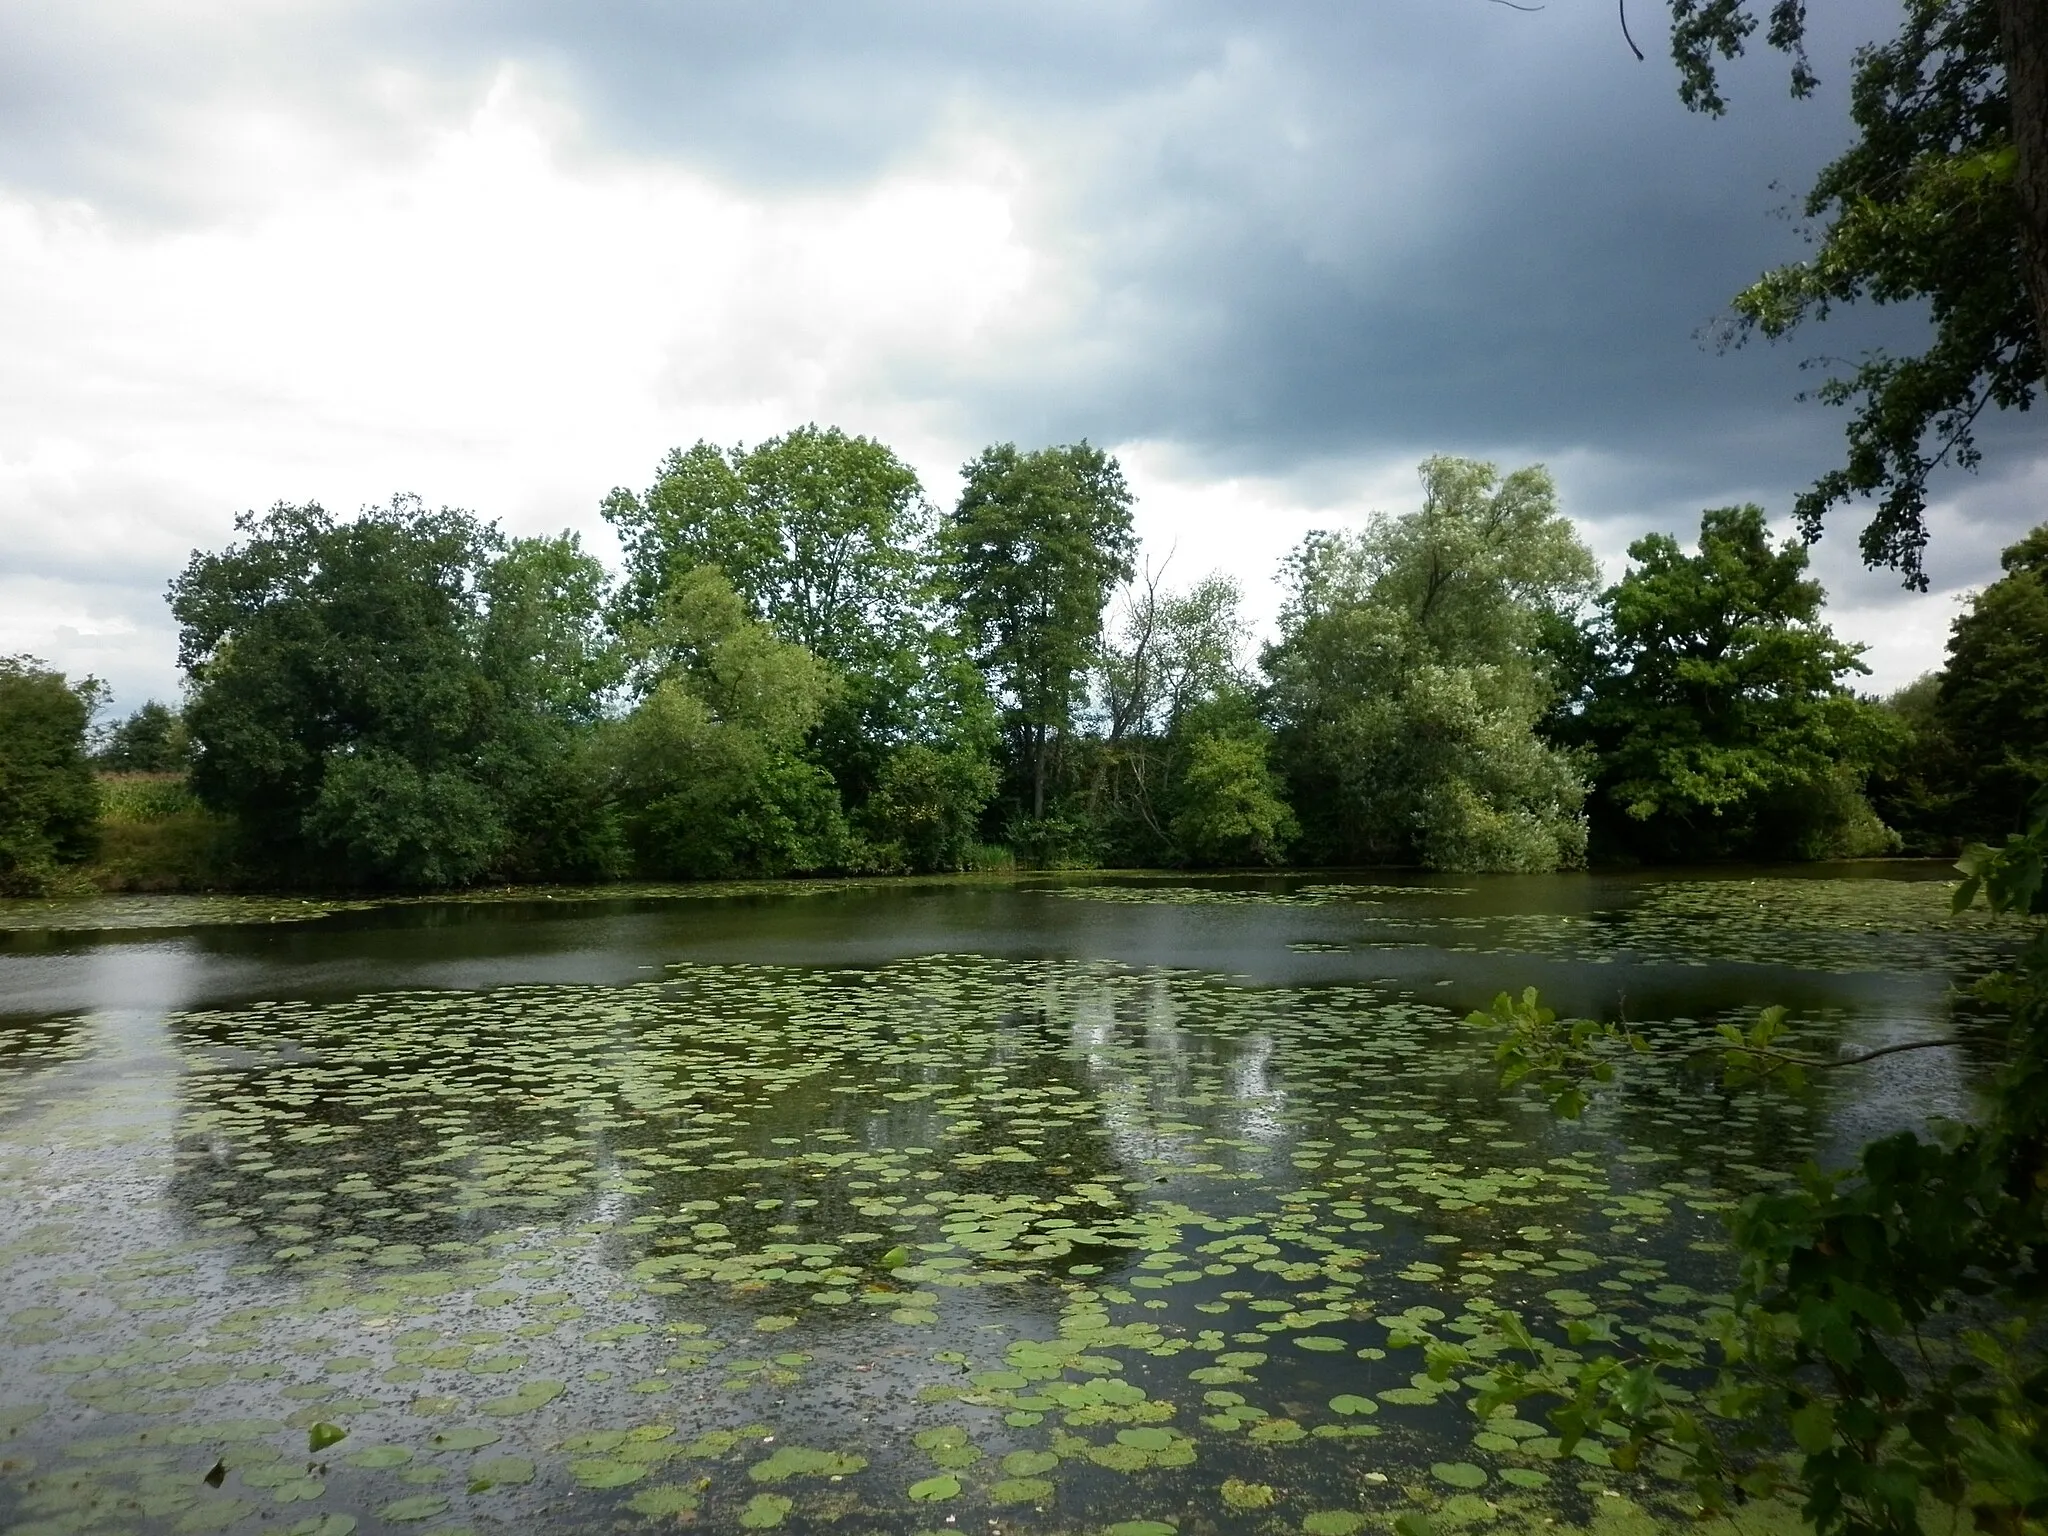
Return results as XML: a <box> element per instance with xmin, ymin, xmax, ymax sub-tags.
<box><xmin>1618</xmin><ymin>0</ymin><xmax>1646</xmax><ymax>60</ymax></box>
<box><xmin>1488</xmin><ymin>0</ymin><xmax>1545</xmax><ymax>10</ymax></box>
<box><xmin>1688</xmin><ymin>1037</ymin><xmax>1963</xmax><ymax>1071</ymax></box>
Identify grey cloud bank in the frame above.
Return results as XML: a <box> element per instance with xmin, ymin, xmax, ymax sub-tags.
<box><xmin>0</xmin><ymin>0</ymin><xmax>2036</xmax><ymax>707</ymax></box>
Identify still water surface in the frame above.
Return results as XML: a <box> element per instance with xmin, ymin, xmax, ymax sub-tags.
<box><xmin>0</xmin><ymin>868</ymin><xmax>2015</xmax><ymax>1536</ymax></box>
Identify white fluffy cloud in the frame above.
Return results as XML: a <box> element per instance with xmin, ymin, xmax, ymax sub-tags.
<box><xmin>0</xmin><ymin>70</ymin><xmax>1060</xmax><ymax>701</ymax></box>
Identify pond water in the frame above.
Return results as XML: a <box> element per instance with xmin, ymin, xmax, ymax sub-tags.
<box><xmin>0</xmin><ymin>867</ymin><xmax>2019</xmax><ymax>1536</ymax></box>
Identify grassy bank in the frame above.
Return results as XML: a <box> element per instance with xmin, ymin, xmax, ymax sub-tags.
<box><xmin>86</xmin><ymin>773</ymin><xmax>243</xmax><ymax>892</ymax></box>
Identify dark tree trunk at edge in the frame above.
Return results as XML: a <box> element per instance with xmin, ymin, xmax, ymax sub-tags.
<box><xmin>1998</xmin><ymin>0</ymin><xmax>2048</xmax><ymax>374</ymax></box>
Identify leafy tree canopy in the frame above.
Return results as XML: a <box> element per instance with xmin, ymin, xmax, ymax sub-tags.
<box><xmin>1669</xmin><ymin>0</ymin><xmax>2045</xmax><ymax>587</ymax></box>
<box><xmin>604</xmin><ymin>565</ymin><xmax>848</xmax><ymax>879</ymax></box>
<box><xmin>168</xmin><ymin>498</ymin><xmax>617</xmax><ymax>888</ymax></box>
<box><xmin>1939</xmin><ymin>519</ymin><xmax>2048</xmax><ymax>831</ymax></box>
<box><xmin>1264</xmin><ymin>457</ymin><xmax>1598</xmax><ymax>872</ymax></box>
<box><xmin>940</xmin><ymin>441</ymin><xmax>1136</xmax><ymax>820</ymax></box>
<box><xmin>602</xmin><ymin>424</ymin><xmax>930</xmax><ymax>672</ymax></box>
<box><xmin>1088</xmin><ymin>572</ymin><xmax>1293</xmax><ymax>867</ymax></box>
<box><xmin>1581</xmin><ymin>504</ymin><xmax>1897</xmax><ymax>861</ymax></box>
<box><xmin>95</xmin><ymin>701</ymin><xmax>189</xmax><ymax>774</ymax></box>
<box><xmin>0</xmin><ymin>655</ymin><xmax>102</xmax><ymax>894</ymax></box>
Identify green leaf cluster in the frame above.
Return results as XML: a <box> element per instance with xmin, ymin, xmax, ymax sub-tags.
<box><xmin>169</xmin><ymin>497</ymin><xmax>625</xmax><ymax>888</ymax></box>
<box><xmin>1575</xmin><ymin>504</ymin><xmax>1899</xmax><ymax>863</ymax></box>
<box><xmin>0</xmin><ymin>654</ymin><xmax>103</xmax><ymax>893</ymax></box>
<box><xmin>1663</xmin><ymin>0</ymin><xmax>2039</xmax><ymax>590</ymax></box>
<box><xmin>1264</xmin><ymin>456</ymin><xmax>1598</xmax><ymax>872</ymax></box>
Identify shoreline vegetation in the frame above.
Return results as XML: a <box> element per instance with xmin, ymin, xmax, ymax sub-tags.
<box><xmin>5</xmin><ymin>438</ymin><xmax>2045</xmax><ymax>900</ymax></box>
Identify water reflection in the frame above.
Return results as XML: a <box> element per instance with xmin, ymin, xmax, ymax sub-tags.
<box><xmin>0</xmin><ymin>868</ymin><xmax>2025</xmax><ymax>1536</ymax></box>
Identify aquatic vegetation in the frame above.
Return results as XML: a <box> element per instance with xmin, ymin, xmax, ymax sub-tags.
<box><xmin>1059</xmin><ymin>871</ymin><xmax>2015</xmax><ymax>976</ymax></box>
<box><xmin>0</xmin><ymin>878</ymin><xmax>913</xmax><ymax>933</ymax></box>
<box><xmin>0</xmin><ymin>873</ymin><xmax>1994</xmax><ymax>1533</ymax></box>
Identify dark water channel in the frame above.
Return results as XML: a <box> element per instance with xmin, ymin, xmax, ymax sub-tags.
<box><xmin>0</xmin><ymin>867</ymin><xmax>2017</xmax><ymax>1536</ymax></box>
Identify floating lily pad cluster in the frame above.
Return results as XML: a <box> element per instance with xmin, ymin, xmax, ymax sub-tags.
<box><xmin>0</xmin><ymin>875</ymin><xmax>1981</xmax><ymax>1534</ymax></box>
<box><xmin>1059</xmin><ymin>872</ymin><xmax>2013</xmax><ymax>976</ymax></box>
<box><xmin>0</xmin><ymin>878</ymin><xmax>915</xmax><ymax>935</ymax></box>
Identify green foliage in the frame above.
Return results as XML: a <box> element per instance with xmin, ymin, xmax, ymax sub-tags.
<box><xmin>1711</xmin><ymin>1004</ymin><xmax>1811</xmax><ymax>1091</ymax></box>
<box><xmin>1446</xmin><ymin>795</ymin><xmax>2048</xmax><ymax>1536</ymax></box>
<box><xmin>0</xmin><ymin>655</ymin><xmax>103</xmax><ymax>894</ymax></box>
<box><xmin>607</xmin><ymin>566</ymin><xmax>849</xmax><ymax>878</ymax></box>
<box><xmin>1866</xmin><ymin>674</ymin><xmax>1967</xmax><ymax>855</ymax></box>
<box><xmin>1580</xmin><ymin>505</ymin><xmax>1898</xmax><ymax>862</ymax></box>
<box><xmin>863</xmin><ymin>743</ymin><xmax>999</xmax><ymax>873</ymax></box>
<box><xmin>1465</xmin><ymin>987</ymin><xmax>1647</xmax><ymax>1120</ymax></box>
<box><xmin>1087</xmin><ymin>572</ymin><xmax>1296</xmax><ymax>866</ymax></box>
<box><xmin>1940</xmin><ymin>522</ymin><xmax>2048</xmax><ymax>836</ymax></box>
<box><xmin>169</xmin><ymin>498</ymin><xmax>619</xmax><ymax>889</ymax></box>
<box><xmin>86</xmin><ymin>779</ymin><xmax>237</xmax><ymax>893</ymax></box>
<box><xmin>602</xmin><ymin>426</ymin><xmax>936</xmax><ymax>808</ymax></box>
<box><xmin>1670</xmin><ymin>0</ymin><xmax>2037</xmax><ymax>587</ymax></box>
<box><xmin>941</xmin><ymin>441</ymin><xmax>1136</xmax><ymax>824</ymax></box>
<box><xmin>603</xmin><ymin>425</ymin><xmax>929</xmax><ymax>668</ymax></box>
<box><xmin>301</xmin><ymin>746</ymin><xmax>510</xmax><ymax>889</ymax></box>
<box><xmin>1169</xmin><ymin>730</ymin><xmax>1297</xmax><ymax>867</ymax></box>
<box><xmin>95</xmin><ymin>701</ymin><xmax>189</xmax><ymax>773</ymax></box>
<box><xmin>1264</xmin><ymin>457</ymin><xmax>1597</xmax><ymax>872</ymax></box>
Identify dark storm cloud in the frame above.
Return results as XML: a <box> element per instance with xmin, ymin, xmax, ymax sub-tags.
<box><xmin>0</xmin><ymin>0</ymin><xmax>2034</xmax><ymax>602</ymax></box>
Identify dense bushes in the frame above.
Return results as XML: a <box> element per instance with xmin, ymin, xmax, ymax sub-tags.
<box><xmin>1265</xmin><ymin>459</ymin><xmax>1597</xmax><ymax>871</ymax></box>
<box><xmin>1569</xmin><ymin>505</ymin><xmax>1899</xmax><ymax>863</ymax></box>
<box><xmin>0</xmin><ymin>656</ymin><xmax>102</xmax><ymax>894</ymax></box>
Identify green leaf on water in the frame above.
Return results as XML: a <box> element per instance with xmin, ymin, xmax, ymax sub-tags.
<box><xmin>571</xmin><ymin>1458</ymin><xmax>648</xmax><ymax>1488</ymax></box>
<box><xmin>907</xmin><ymin>1474</ymin><xmax>960</xmax><ymax>1502</ymax></box>
<box><xmin>470</xmin><ymin>1455</ymin><xmax>534</xmax><ymax>1486</ymax></box>
<box><xmin>428</xmin><ymin>1428</ymin><xmax>502</xmax><ymax>1452</ymax></box>
<box><xmin>627</xmin><ymin>1485</ymin><xmax>702</xmax><ymax>1516</ymax></box>
<box><xmin>344</xmin><ymin>1447</ymin><xmax>413</xmax><ymax>1470</ymax></box>
<box><xmin>991</xmin><ymin>1477</ymin><xmax>1054</xmax><ymax>1504</ymax></box>
<box><xmin>376</xmin><ymin>1496</ymin><xmax>450</xmax><ymax>1523</ymax></box>
<box><xmin>306</xmin><ymin>1423</ymin><xmax>347</xmax><ymax>1453</ymax></box>
<box><xmin>748</xmin><ymin>1446</ymin><xmax>867</xmax><ymax>1482</ymax></box>
<box><xmin>480</xmin><ymin>1379</ymin><xmax>564</xmax><ymax>1415</ymax></box>
<box><xmin>739</xmin><ymin>1493</ymin><xmax>793</xmax><ymax>1528</ymax></box>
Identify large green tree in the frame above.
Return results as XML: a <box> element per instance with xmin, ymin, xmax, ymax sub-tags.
<box><xmin>1938</xmin><ymin>519</ymin><xmax>2048</xmax><ymax>832</ymax></box>
<box><xmin>95</xmin><ymin>701</ymin><xmax>189</xmax><ymax>773</ymax></box>
<box><xmin>604</xmin><ymin>565</ymin><xmax>848</xmax><ymax>878</ymax></box>
<box><xmin>940</xmin><ymin>442</ymin><xmax>1136</xmax><ymax>824</ymax></box>
<box><xmin>170</xmin><ymin>498</ymin><xmax>618</xmax><ymax>888</ymax></box>
<box><xmin>0</xmin><ymin>656</ymin><xmax>102</xmax><ymax>894</ymax></box>
<box><xmin>1667</xmin><ymin>0</ymin><xmax>2044</xmax><ymax>586</ymax></box>
<box><xmin>1091</xmin><ymin>572</ymin><xmax>1294</xmax><ymax>866</ymax></box>
<box><xmin>603</xmin><ymin>424</ymin><xmax>929</xmax><ymax>666</ymax></box>
<box><xmin>1579</xmin><ymin>503</ymin><xmax>1897</xmax><ymax>860</ymax></box>
<box><xmin>602</xmin><ymin>425</ymin><xmax>936</xmax><ymax>804</ymax></box>
<box><xmin>1264</xmin><ymin>456</ymin><xmax>1598</xmax><ymax>872</ymax></box>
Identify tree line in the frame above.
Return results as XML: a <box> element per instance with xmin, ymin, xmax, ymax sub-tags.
<box><xmin>3</xmin><ymin>430</ymin><xmax>2043</xmax><ymax>894</ymax></box>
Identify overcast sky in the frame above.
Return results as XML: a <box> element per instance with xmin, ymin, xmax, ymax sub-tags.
<box><xmin>3</xmin><ymin>0</ymin><xmax>2041</xmax><ymax>711</ymax></box>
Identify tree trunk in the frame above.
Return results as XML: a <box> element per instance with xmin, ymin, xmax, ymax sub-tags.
<box><xmin>1997</xmin><ymin>0</ymin><xmax>2048</xmax><ymax>372</ymax></box>
<box><xmin>1033</xmin><ymin>726</ymin><xmax>1047</xmax><ymax>819</ymax></box>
